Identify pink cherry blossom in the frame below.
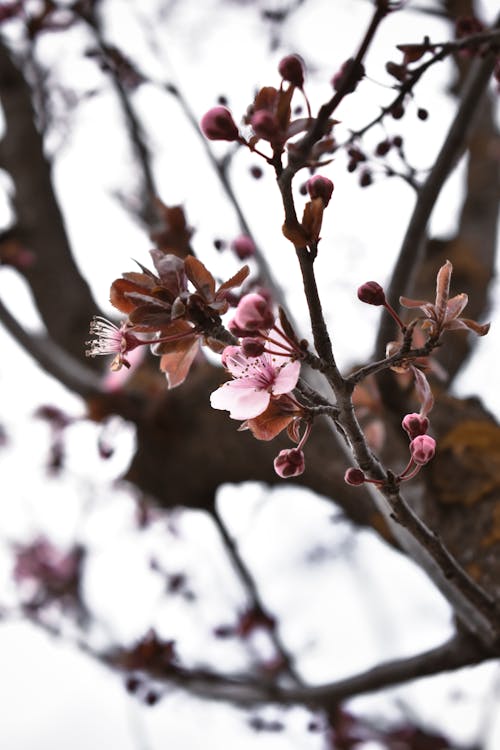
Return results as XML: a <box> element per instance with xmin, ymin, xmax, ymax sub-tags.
<box><xmin>85</xmin><ymin>317</ymin><xmax>143</xmax><ymax>371</ymax></box>
<box><xmin>210</xmin><ymin>346</ymin><xmax>300</xmax><ymax>420</ymax></box>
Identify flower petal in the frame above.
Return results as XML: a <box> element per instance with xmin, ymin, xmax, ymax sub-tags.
<box><xmin>399</xmin><ymin>296</ymin><xmax>430</xmax><ymax>309</ymax></box>
<box><xmin>412</xmin><ymin>366</ymin><xmax>434</xmax><ymax>417</ymax></box>
<box><xmin>210</xmin><ymin>382</ymin><xmax>271</xmax><ymax>420</ymax></box>
<box><xmin>435</xmin><ymin>260</ymin><xmax>452</xmax><ymax>322</ymax></box>
<box><xmin>445</xmin><ymin>293</ymin><xmax>468</xmax><ymax>322</ymax></box>
<box><xmin>273</xmin><ymin>359</ymin><xmax>300</xmax><ymax>394</ymax></box>
<box><xmin>446</xmin><ymin>318</ymin><xmax>490</xmax><ymax>336</ymax></box>
<box><xmin>221</xmin><ymin>346</ymin><xmax>255</xmax><ymax>377</ymax></box>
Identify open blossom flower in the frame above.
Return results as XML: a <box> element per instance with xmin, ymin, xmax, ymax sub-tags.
<box><xmin>399</xmin><ymin>260</ymin><xmax>490</xmax><ymax>338</ymax></box>
<box><xmin>85</xmin><ymin>317</ymin><xmax>143</xmax><ymax>371</ymax></box>
<box><xmin>210</xmin><ymin>346</ymin><xmax>300</xmax><ymax>420</ymax></box>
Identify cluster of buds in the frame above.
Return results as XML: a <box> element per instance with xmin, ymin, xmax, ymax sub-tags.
<box><xmin>399</xmin><ymin>412</ymin><xmax>436</xmax><ymax>480</ymax></box>
<box><xmin>200</xmin><ymin>54</ymin><xmax>337</xmax><ymax>166</ymax></box>
<box><xmin>346</xmin><ymin>261</ymin><xmax>490</xmax><ymax>489</ymax></box>
<box><xmin>200</xmin><ymin>55</ymin><xmax>338</xmax><ymax>253</ymax></box>
<box><xmin>344</xmin><ymin>413</ymin><xmax>435</xmax><ymax>488</ymax></box>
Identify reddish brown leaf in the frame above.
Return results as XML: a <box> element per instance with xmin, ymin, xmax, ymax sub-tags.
<box><xmin>282</xmin><ymin>221</ymin><xmax>309</xmax><ymax>248</ymax></box>
<box><xmin>276</xmin><ymin>83</ymin><xmax>294</xmax><ymax>133</ymax></box>
<box><xmin>184</xmin><ymin>255</ymin><xmax>216</xmax><ymax>300</ymax></box>
<box><xmin>159</xmin><ymin>336</ymin><xmax>200</xmax><ymax>389</ymax></box>
<box><xmin>246</xmin><ymin>401</ymin><xmax>295</xmax><ymax>441</ymax></box>
<box><xmin>152</xmin><ymin>320</ymin><xmax>196</xmax><ymax>353</ymax></box>
<box><xmin>217</xmin><ymin>265</ymin><xmax>250</xmax><ymax>296</ymax></box>
<box><xmin>151</xmin><ymin>202</ymin><xmax>193</xmax><ymax>257</ymax></box>
<box><xmin>122</xmin><ymin>271</ymin><xmax>156</xmax><ymax>288</ymax></box>
<box><xmin>253</xmin><ymin>86</ymin><xmax>278</xmax><ymax>113</ymax></box>
<box><xmin>301</xmin><ymin>198</ymin><xmax>324</xmax><ymax>243</ymax></box>
<box><xmin>110</xmin><ymin>279</ymin><xmax>147</xmax><ymax>314</ymax></box>
<box><xmin>128</xmin><ymin>304</ymin><xmax>173</xmax><ymax>331</ymax></box>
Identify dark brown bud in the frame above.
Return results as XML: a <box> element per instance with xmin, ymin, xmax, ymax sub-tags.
<box><xmin>391</xmin><ymin>103</ymin><xmax>405</xmax><ymax>120</ymax></box>
<box><xmin>357</xmin><ymin>281</ymin><xmax>386</xmax><ymax>306</ymax></box>
<box><xmin>375</xmin><ymin>139</ymin><xmax>391</xmax><ymax>156</ymax></box>
<box><xmin>359</xmin><ymin>170</ymin><xmax>373</xmax><ymax>187</ymax></box>
<box><xmin>278</xmin><ymin>54</ymin><xmax>305</xmax><ymax>88</ymax></box>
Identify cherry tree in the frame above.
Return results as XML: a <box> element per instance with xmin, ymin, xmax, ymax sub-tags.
<box><xmin>0</xmin><ymin>0</ymin><xmax>500</xmax><ymax>747</ymax></box>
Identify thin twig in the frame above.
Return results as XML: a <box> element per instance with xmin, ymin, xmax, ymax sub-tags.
<box><xmin>374</xmin><ymin>32</ymin><xmax>500</xmax><ymax>359</ymax></box>
<box><xmin>211</xmin><ymin>508</ymin><xmax>305</xmax><ymax>687</ymax></box>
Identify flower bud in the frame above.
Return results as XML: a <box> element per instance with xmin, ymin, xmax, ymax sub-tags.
<box><xmin>344</xmin><ymin>468</ymin><xmax>366</xmax><ymax>486</ymax></box>
<box><xmin>357</xmin><ymin>281</ymin><xmax>386</xmax><ymax>306</ymax></box>
<box><xmin>410</xmin><ymin>435</ymin><xmax>436</xmax><ymax>465</ymax></box>
<box><xmin>231</xmin><ymin>234</ymin><xmax>256</xmax><ymax>260</ymax></box>
<box><xmin>241</xmin><ymin>337</ymin><xmax>266</xmax><ymax>358</ymax></box>
<box><xmin>274</xmin><ymin>448</ymin><xmax>305</xmax><ymax>478</ymax></box>
<box><xmin>232</xmin><ymin>293</ymin><xmax>274</xmax><ymax>332</ymax></box>
<box><xmin>201</xmin><ymin>106</ymin><xmax>239</xmax><ymax>141</ymax></box>
<box><xmin>402</xmin><ymin>413</ymin><xmax>429</xmax><ymax>440</ymax></box>
<box><xmin>278</xmin><ymin>54</ymin><xmax>305</xmax><ymax>88</ymax></box>
<box><xmin>306</xmin><ymin>175</ymin><xmax>334</xmax><ymax>207</ymax></box>
<box><xmin>331</xmin><ymin>58</ymin><xmax>365</xmax><ymax>93</ymax></box>
<box><xmin>251</xmin><ymin>110</ymin><xmax>279</xmax><ymax>141</ymax></box>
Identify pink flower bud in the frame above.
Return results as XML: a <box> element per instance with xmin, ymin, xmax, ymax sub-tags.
<box><xmin>232</xmin><ymin>293</ymin><xmax>274</xmax><ymax>332</ymax></box>
<box><xmin>410</xmin><ymin>435</ymin><xmax>436</xmax><ymax>465</ymax></box>
<box><xmin>201</xmin><ymin>106</ymin><xmax>239</xmax><ymax>141</ymax></box>
<box><xmin>274</xmin><ymin>448</ymin><xmax>305</xmax><ymax>478</ymax></box>
<box><xmin>241</xmin><ymin>337</ymin><xmax>266</xmax><ymax>357</ymax></box>
<box><xmin>402</xmin><ymin>413</ymin><xmax>429</xmax><ymax>440</ymax></box>
<box><xmin>344</xmin><ymin>468</ymin><xmax>366</xmax><ymax>486</ymax></box>
<box><xmin>306</xmin><ymin>175</ymin><xmax>334</xmax><ymax>207</ymax></box>
<box><xmin>231</xmin><ymin>234</ymin><xmax>256</xmax><ymax>260</ymax></box>
<box><xmin>278</xmin><ymin>55</ymin><xmax>305</xmax><ymax>88</ymax></box>
<box><xmin>357</xmin><ymin>281</ymin><xmax>386</xmax><ymax>306</ymax></box>
<box><xmin>251</xmin><ymin>110</ymin><xmax>279</xmax><ymax>141</ymax></box>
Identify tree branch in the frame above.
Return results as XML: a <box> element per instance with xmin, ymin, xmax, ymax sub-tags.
<box><xmin>0</xmin><ymin>38</ymin><xmax>102</xmax><ymax>363</ymax></box>
<box><xmin>374</xmin><ymin>29</ymin><xmax>499</xmax><ymax>360</ymax></box>
<box><xmin>16</xmin><ymin>612</ymin><xmax>498</xmax><ymax>710</ymax></box>
<box><xmin>0</xmin><ymin>296</ymin><xmax>102</xmax><ymax>397</ymax></box>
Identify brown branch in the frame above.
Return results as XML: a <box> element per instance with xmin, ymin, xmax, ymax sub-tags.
<box><xmin>72</xmin><ymin>5</ymin><xmax>160</xmax><ymax>229</ymax></box>
<box><xmin>16</xmin><ymin>612</ymin><xmax>498</xmax><ymax>710</ymax></box>
<box><xmin>0</xmin><ymin>296</ymin><xmax>102</xmax><ymax>397</ymax></box>
<box><xmin>288</xmin><ymin>3</ymin><xmax>388</xmax><ymax>172</ymax></box>
<box><xmin>212</xmin><ymin>509</ymin><xmax>305</xmax><ymax>687</ymax></box>
<box><xmin>374</xmin><ymin>31</ymin><xmax>499</xmax><ymax>360</ymax></box>
<box><xmin>0</xmin><ymin>38</ymin><xmax>102</xmax><ymax>363</ymax></box>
